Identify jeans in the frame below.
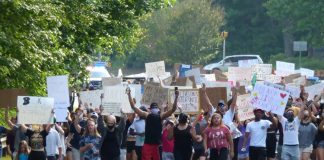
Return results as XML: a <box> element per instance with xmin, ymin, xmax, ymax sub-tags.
<box><xmin>281</xmin><ymin>145</ymin><xmax>299</xmax><ymax>160</ymax></box>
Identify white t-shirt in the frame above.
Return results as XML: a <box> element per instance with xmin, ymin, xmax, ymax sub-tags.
<box><xmin>280</xmin><ymin>116</ymin><xmax>300</xmax><ymax>145</ymax></box>
<box><xmin>246</xmin><ymin>120</ymin><xmax>272</xmax><ymax>147</ymax></box>
<box><xmin>130</xmin><ymin>118</ymin><xmax>146</xmax><ymax>146</ymax></box>
<box><xmin>46</xmin><ymin>128</ymin><xmax>62</xmax><ymax>156</ymax></box>
<box><xmin>223</xmin><ymin>109</ymin><xmax>235</xmax><ymax>126</ymax></box>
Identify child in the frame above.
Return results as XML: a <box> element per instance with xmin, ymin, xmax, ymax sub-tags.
<box><xmin>16</xmin><ymin>140</ymin><xmax>29</xmax><ymax>160</ymax></box>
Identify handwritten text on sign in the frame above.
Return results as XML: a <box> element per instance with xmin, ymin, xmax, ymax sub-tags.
<box><xmin>145</xmin><ymin>61</ymin><xmax>166</xmax><ymax>77</ymax></box>
<box><xmin>250</xmin><ymin>83</ymin><xmax>289</xmax><ymax>116</ymax></box>
<box><xmin>228</xmin><ymin>67</ymin><xmax>252</xmax><ymax>82</ymax></box>
<box><xmin>79</xmin><ymin>90</ymin><xmax>103</xmax><ymax>109</ymax></box>
<box><xmin>169</xmin><ymin>89</ymin><xmax>200</xmax><ymax>113</ymax></box>
<box><xmin>17</xmin><ymin>96</ymin><xmax>54</xmax><ymax>124</ymax></box>
<box><xmin>102</xmin><ymin>86</ymin><xmax>135</xmax><ymax>115</ymax></box>
<box><xmin>142</xmin><ymin>84</ymin><xmax>168</xmax><ymax>107</ymax></box>
<box><xmin>237</xmin><ymin>94</ymin><xmax>254</xmax><ymax>121</ymax></box>
<box><xmin>252</xmin><ymin>64</ymin><xmax>272</xmax><ymax>80</ymax></box>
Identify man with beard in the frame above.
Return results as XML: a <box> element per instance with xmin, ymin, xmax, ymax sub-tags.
<box><xmin>127</xmin><ymin>87</ymin><xmax>179</xmax><ymax>160</ymax></box>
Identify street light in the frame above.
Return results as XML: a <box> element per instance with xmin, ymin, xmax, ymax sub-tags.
<box><xmin>221</xmin><ymin>31</ymin><xmax>228</xmax><ymax>59</ymax></box>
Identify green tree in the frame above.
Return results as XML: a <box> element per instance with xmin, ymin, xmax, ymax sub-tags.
<box><xmin>127</xmin><ymin>0</ymin><xmax>224</xmax><ymax>68</ymax></box>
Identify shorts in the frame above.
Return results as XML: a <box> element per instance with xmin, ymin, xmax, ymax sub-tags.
<box><xmin>192</xmin><ymin>149</ymin><xmax>205</xmax><ymax>160</ymax></box>
<box><xmin>317</xmin><ymin>140</ymin><xmax>324</xmax><ymax>148</ymax></box>
<box><xmin>126</xmin><ymin>141</ymin><xmax>136</xmax><ymax>153</ymax></box>
<box><xmin>266</xmin><ymin>133</ymin><xmax>277</xmax><ymax>158</ymax></box>
<box><xmin>299</xmin><ymin>145</ymin><xmax>313</xmax><ymax>153</ymax></box>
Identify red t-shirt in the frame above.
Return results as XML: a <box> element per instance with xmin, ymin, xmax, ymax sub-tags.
<box><xmin>204</xmin><ymin>126</ymin><xmax>230</xmax><ymax>149</ymax></box>
<box><xmin>162</xmin><ymin>129</ymin><xmax>174</xmax><ymax>152</ymax></box>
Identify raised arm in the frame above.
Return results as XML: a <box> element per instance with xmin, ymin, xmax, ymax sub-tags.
<box><xmin>201</xmin><ymin>83</ymin><xmax>213</xmax><ymax>112</ymax></box>
<box><xmin>319</xmin><ymin>119</ymin><xmax>324</xmax><ymax>131</ymax></box>
<box><xmin>73</xmin><ymin>112</ymin><xmax>82</xmax><ymax>134</ymax></box>
<box><xmin>269</xmin><ymin>112</ymin><xmax>278</xmax><ymax>129</ymax></box>
<box><xmin>127</xmin><ymin>88</ymin><xmax>148</xmax><ymax>118</ymax></box>
<box><xmin>5</xmin><ymin>106</ymin><xmax>15</xmax><ymax>129</ymax></box>
<box><xmin>161</xmin><ymin>89</ymin><xmax>179</xmax><ymax>120</ymax></box>
<box><xmin>55</xmin><ymin>123</ymin><xmax>65</xmax><ymax>135</ymax></box>
<box><xmin>229</xmin><ymin>86</ymin><xmax>238</xmax><ymax>111</ymax></box>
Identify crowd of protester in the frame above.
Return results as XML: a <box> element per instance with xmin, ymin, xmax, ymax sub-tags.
<box><xmin>1</xmin><ymin>80</ymin><xmax>324</xmax><ymax>160</ymax></box>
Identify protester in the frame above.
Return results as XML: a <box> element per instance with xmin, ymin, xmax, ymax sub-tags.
<box><xmin>79</xmin><ymin>118</ymin><xmax>102</xmax><ymax>160</ymax></box>
<box><xmin>98</xmin><ymin>111</ymin><xmax>126</xmax><ymax>160</ymax></box>
<box><xmin>298</xmin><ymin>107</ymin><xmax>317</xmax><ymax>160</ymax></box>
<box><xmin>45</xmin><ymin>123</ymin><xmax>62</xmax><ymax>160</ymax></box>
<box><xmin>161</xmin><ymin>119</ymin><xmax>175</xmax><ymax>160</ymax></box>
<box><xmin>168</xmin><ymin>113</ymin><xmax>197</xmax><ymax>160</ymax></box>
<box><xmin>237</xmin><ymin>120</ymin><xmax>250</xmax><ymax>160</ymax></box>
<box><xmin>129</xmin><ymin>106</ymin><xmax>147</xmax><ymax>160</ymax></box>
<box><xmin>69</xmin><ymin>108</ymin><xmax>87</xmax><ymax>160</ymax></box>
<box><xmin>262</xmin><ymin>112</ymin><xmax>278</xmax><ymax>160</ymax></box>
<box><xmin>127</xmin><ymin>86</ymin><xmax>179</xmax><ymax>160</ymax></box>
<box><xmin>242</xmin><ymin>109</ymin><xmax>277</xmax><ymax>160</ymax></box>
<box><xmin>203</xmin><ymin>112</ymin><xmax>234</xmax><ymax>160</ymax></box>
<box><xmin>316</xmin><ymin>105</ymin><xmax>324</xmax><ymax>160</ymax></box>
<box><xmin>16</xmin><ymin>140</ymin><xmax>29</xmax><ymax>160</ymax></box>
<box><xmin>192</xmin><ymin>113</ymin><xmax>208</xmax><ymax>160</ymax></box>
<box><xmin>123</xmin><ymin>113</ymin><xmax>137</xmax><ymax>160</ymax></box>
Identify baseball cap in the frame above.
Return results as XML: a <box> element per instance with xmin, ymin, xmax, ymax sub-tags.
<box><xmin>253</xmin><ymin>108</ymin><xmax>264</xmax><ymax>113</ymax></box>
<box><xmin>218</xmin><ymin>100</ymin><xmax>225</xmax><ymax>108</ymax></box>
<box><xmin>149</xmin><ymin>103</ymin><xmax>159</xmax><ymax>109</ymax></box>
<box><xmin>90</xmin><ymin>112</ymin><xmax>98</xmax><ymax>118</ymax></box>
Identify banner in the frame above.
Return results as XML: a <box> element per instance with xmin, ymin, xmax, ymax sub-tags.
<box><xmin>47</xmin><ymin>75</ymin><xmax>70</xmax><ymax>109</ymax></box>
<box><xmin>79</xmin><ymin>90</ymin><xmax>103</xmax><ymax>109</ymax></box>
<box><xmin>102</xmin><ymin>86</ymin><xmax>135</xmax><ymax>115</ymax></box>
<box><xmin>250</xmin><ymin>83</ymin><xmax>289</xmax><ymax>116</ymax></box>
<box><xmin>300</xmin><ymin>68</ymin><xmax>315</xmax><ymax>78</ymax></box>
<box><xmin>251</xmin><ymin>64</ymin><xmax>272</xmax><ymax>80</ymax></box>
<box><xmin>145</xmin><ymin>61</ymin><xmax>166</xmax><ymax>77</ymax></box>
<box><xmin>228</xmin><ymin>67</ymin><xmax>252</xmax><ymax>82</ymax></box>
<box><xmin>0</xmin><ymin>89</ymin><xmax>27</xmax><ymax>108</ymax></box>
<box><xmin>142</xmin><ymin>84</ymin><xmax>169</xmax><ymax>107</ymax></box>
<box><xmin>185</xmin><ymin>68</ymin><xmax>202</xmax><ymax>84</ymax></box>
<box><xmin>276</xmin><ymin>61</ymin><xmax>295</xmax><ymax>76</ymax></box>
<box><xmin>237</xmin><ymin>94</ymin><xmax>254</xmax><ymax>121</ymax></box>
<box><xmin>17</xmin><ymin>96</ymin><xmax>54</xmax><ymax>124</ymax></box>
<box><xmin>238</xmin><ymin>59</ymin><xmax>259</xmax><ymax>68</ymax></box>
<box><xmin>169</xmin><ymin>89</ymin><xmax>200</xmax><ymax>113</ymax></box>
<box><xmin>102</xmin><ymin>77</ymin><xmax>122</xmax><ymax>86</ymax></box>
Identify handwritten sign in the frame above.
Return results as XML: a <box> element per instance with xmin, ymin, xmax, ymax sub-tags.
<box><xmin>250</xmin><ymin>83</ymin><xmax>289</xmax><ymax>116</ymax></box>
<box><xmin>169</xmin><ymin>89</ymin><xmax>200</xmax><ymax>113</ymax></box>
<box><xmin>102</xmin><ymin>77</ymin><xmax>122</xmax><ymax>86</ymax></box>
<box><xmin>17</xmin><ymin>96</ymin><xmax>54</xmax><ymax>124</ymax></box>
<box><xmin>285</xmin><ymin>85</ymin><xmax>301</xmax><ymax>99</ymax></box>
<box><xmin>142</xmin><ymin>84</ymin><xmax>169</xmax><ymax>107</ymax></box>
<box><xmin>228</xmin><ymin>67</ymin><xmax>252</xmax><ymax>82</ymax></box>
<box><xmin>276</xmin><ymin>61</ymin><xmax>295</xmax><ymax>76</ymax></box>
<box><xmin>185</xmin><ymin>68</ymin><xmax>202</xmax><ymax>84</ymax></box>
<box><xmin>264</xmin><ymin>74</ymin><xmax>282</xmax><ymax>83</ymax></box>
<box><xmin>79</xmin><ymin>90</ymin><xmax>103</xmax><ymax>109</ymax></box>
<box><xmin>252</xmin><ymin>64</ymin><xmax>272</xmax><ymax>80</ymax></box>
<box><xmin>300</xmin><ymin>68</ymin><xmax>314</xmax><ymax>78</ymax></box>
<box><xmin>199</xmin><ymin>87</ymin><xmax>227</xmax><ymax>112</ymax></box>
<box><xmin>238</xmin><ymin>59</ymin><xmax>259</xmax><ymax>68</ymax></box>
<box><xmin>47</xmin><ymin>75</ymin><xmax>70</xmax><ymax>109</ymax></box>
<box><xmin>102</xmin><ymin>86</ymin><xmax>135</xmax><ymax>115</ymax></box>
<box><xmin>237</xmin><ymin>94</ymin><xmax>254</xmax><ymax>121</ymax></box>
<box><xmin>305</xmin><ymin>83</ymin><xmax>324</xmax><ymax>100</ymax></box>
<box><xmin>145</xmin><ymin>61</ymin><xmax>166</xmax><ymax>77</ymax></box>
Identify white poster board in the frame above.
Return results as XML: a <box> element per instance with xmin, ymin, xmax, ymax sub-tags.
<box><xmin>54</xmin><ymin>108</ymin><xmax>68</xmax><ymax>122</ymax></box>
<box><xmin>250</xmin><ymin>83</ymin><xmax>289</xmax><ymax>116</ymax></box>
<box><xmin>305</xmin><ymin>83</ymin><xmax>324</xmax><ymax>100</ymax></box>
<box><xmin>79</xmin><ymin>90</ymin><xmax>103</xmax><ymax>109</ymax></box>
<box><xmin>276</xmin><ymin>61</ymin><xmax>295</xmax><ymax>76</ymax></box>
<box><xmin>128</xmin><ymin>84</ymin><xmax>143</xmax><ymax>106</ymax></box>
<box><xmin>185</xmin><ymin>68</ymin><xmax>202</xmax><ymax>84</ymax></box>
<box><xmin>17</xmin><ymin>96</ymin><xmax>54</xmax><ymax>124</ymax></box>
<box><xmin>300</xmin><ymin>68</ymin><xmax>314</xmax><ymax>78</ymax></box>
<box><xmin>102</xmin><ymin>77</ymin><xmax>122</xmax><ymax>86</ymax></box>
<box><xmin>142</xmin><ymin>84</ymin><xmax>169</xmax><ymax>107</ymax></box>
<box><xmin>238</xmin><ymin>59</ymin><xmax>259</xmax><ymax>68</ymax></box>
<box><xmin>252</xmin><ymin>64</ymin><xmax>272</xmax><ymax>80</ymax></box>
<box><xmin>228</xmin><ymin>67</ymin><xmax>252</xmax><ymax>82</ymax></box>
<box><xmin>168</xmin><ymin>89</ymin><xmax>200</xmax><ymax>113</ymax></box>
<box><xmin>145</xmin><ymin>61</ymin><xmax>166</xmax><ymax>77</ymax></box>
<box><xmin>237</xmin><ymin>94</ymin><xmax>254</xmax><ymax>121</ymax></box>
<box><xmin>264</xmin><ymin>74</ymin><xmax>282</xmax><ymax>83</ymax></box>
<box><xmin>285</xmin><ymin>85</ymin><xmax>301</xmax><ymax>99</ymax></box>
<box><xmin>47</xmin><ymin>75</ymin><xmax>70</xmax><ymax>109</ymax></box>
<box><xmin>102</xmin><ymin>86</ymin><xmax>135</xmax><ymax>116</ymax></box>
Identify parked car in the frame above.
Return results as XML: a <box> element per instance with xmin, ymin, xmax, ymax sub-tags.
<box><xmin>203</xmin><ymin>54</ymin><xmax>263</xmax><ymax>72</ymax></box>
<box><xmin>87</xmin><ymin>66</ymin><xmax>111</xmax><ymax>90</ymax></box>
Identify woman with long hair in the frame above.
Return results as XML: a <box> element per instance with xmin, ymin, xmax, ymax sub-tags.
<box><xmin>79</xmin><ymin>118</ymin><xmax>102</xmax><ymax>160</ymax></box>
<box><xmin>16</xmin><ymin>140</ymin><xmax>30</xmax><ymax>160</ymax></box>
<box><xmin>203</xmin><ymin>113</ymin><xmax>234</xmax><ymax>160</ymax></box>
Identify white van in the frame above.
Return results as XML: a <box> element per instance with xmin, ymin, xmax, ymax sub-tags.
<box><xmin>88</xmin><ymin>66</ymin><xmax>111</xmax><ymax>90</ymax></box>
<box><xmin>204</xmin><ymin>55</ymin><xmax>263</xmax><ymax>72</ymax></box>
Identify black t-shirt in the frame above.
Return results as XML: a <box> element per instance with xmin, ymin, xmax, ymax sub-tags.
<box><xmin>173</xmin><ymin>125</ymin><xmax>193</xmax><ymax>152</ymax></box>
<box><xmin>121</xmin><ymin>119</ymin><xmax>132</xmax><ymax>148</ymax></box>
<box><xmin>101</xmin><ymin>128</ymin><xmax>120</xmax><ymax>159</ymax></box>
<box><xmin>70</xmin><ymin>120</ymin><xmax>86</xmax><ymax>149</ymax></box>
<box><xmin>144</xmin><ymin>114</ymin><xmax>162</xmax><ymax>144</ymax></box>
<box><xmin>26</xmin><ymin>129</ymin><xmax>48</xmax><ymax>150</ymax></box>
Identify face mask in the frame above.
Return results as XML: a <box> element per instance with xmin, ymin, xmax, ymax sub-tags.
<box><xmin>107</xmin><ymin>125</ymin><xmax>115</xmax><ymax>130</ymax></box>
<box><xmin>304</xmin><ymin>111</ymin><xmax>309</xmax><ymax>117</ymax></box>
<box><xmin>284</xmin><ymin>112</ymin><xmax>294</xmax><ymax>122</ymax></box>
<box><xmin>151</xmin><ymin>108</ymin><xmax>160</xmax><ymax>115</ymax></box>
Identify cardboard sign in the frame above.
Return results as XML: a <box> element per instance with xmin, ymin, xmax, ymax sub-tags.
<box><xmin>292</xmin><ymin>76</ymin><xmax>306</xmax><ymax>86</ymax></box>
<box><xmin>47</xmin><ymin>75</ymin><xmax>70</xmax><ymax>109</ymax></box>
<box><xmin>142</xmin><ymin>84</ymin><xmax>169</xmax><ymax>107</ymax></box>
<box><xmin>185</xmin><ymin>68</ymin><xmax>202</xmax><ymax>84</ymax></box>
<box><xmin>102</xmin><ymin>77</ymin><xmax>122</xmax><ymax>86</ymax></box>
<box><xmin>102</xmin><ymin>86</ymin><xmax>136</xmax><ymax>115</ymax></box>
<box><xmin>228</xmin><ymin>67</ymin><xmax>252</xmax><ymax>82</ymax></box>
<box><xmin>238</xmin><ymin>59</ymin><xmax>259</xmax><ymax>68</ymax></box>
<box><xmin>237</xmin><ymin>94</ymin><xmax>254</xmax><ymax>121</ymax></box>
<box><xmin>213</xmin><ymin>70</ymin><xmax>228</xmax><ymax>81</ymax></box>
<box><xmin>284</xmin><ymin>73</ymin><xmax>302</xmax><ymax>84</ymax></box>
<box><xmin>17</xmin><ymin>96</ymin><xmax>54</xmax><ymax>124</ymax></box>
<box><xmin>169</xmin><ymin>89</ymin><xmax>200</xmax><ymax>113</ymax></box>
<box><xmin>315</xmin><ymin>70</ymin><xmax>324</xmax><ymax>78</ymax></box>
<box><xmin>252</xmin><ymin>64</ymin><xmax>272</xmax><ymax>80</ymax></box>
<box><xmin>0</xmin><ymin>89</ymin><xmax>27</xmax><ymax>108</ymax></box>
<box><xmin>199</xmin><ymin>87</ymin><xmax>227</xmax><ymax>112</ymax></box>
<box><xmin>250</xmin><ymin>83</ymin><xmax>289</xmax><ymax>116</ymax></box>
<box><xmin>79</xmin><ymin>90</ymin><xmax>103</xmax><ymax>109</ymax></box>
<box><xmin>145</xmin><ymin>61</ymin><xmax>166</xmax><ymax>77</ymax></box>
<box><xmin>305</xmin><ymin>83</ymin><xmax>324</xmax><ymax>100</ymax></box>
<box><xmin>300</xmin><ymin>68</ymin><xmax>315</xmax><ymax>78</ymax></box>
<box><xmin>276</xmin><ymin>61</ymin><xmax>295</xmax><ymax>76</ymax></box>
<box><xmin>179</xmin><ymin>64</ymin><xmax>192</xmax><ymax>77</ymax></box>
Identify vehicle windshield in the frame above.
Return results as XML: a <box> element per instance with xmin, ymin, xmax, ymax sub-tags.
<box><xmin>90</xmin><ymin>70</ymin><xmax>110</xmax><ymax>78</ymax></box>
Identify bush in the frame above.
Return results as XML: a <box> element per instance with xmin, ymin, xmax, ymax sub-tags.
<box><xmin>268</xmin><ymin>53</ymin><xmax>324</xmax><ymax>70</ymax></box>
